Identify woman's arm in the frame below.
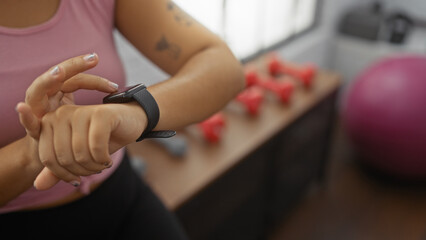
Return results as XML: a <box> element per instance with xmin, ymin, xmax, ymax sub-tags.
<box><xmin>32</xmin><ymin>0</ymin><xmax>245</xmax><ymax>190</ymax></box>
<box><xmin>115</xmin><ymin>0</ymin><xmax>245</xmax><ymax>129</ymax></box>
<box><xmin>0</xmin><ymin>137</ymin><xmax>43</xmax><ymax>207</ymax></box>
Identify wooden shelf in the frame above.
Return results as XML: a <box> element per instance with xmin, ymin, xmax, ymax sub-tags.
<box><xmin>127</xmin><ymin>68</ymin><xmax>341</xmax><ymax>211</ymax></box>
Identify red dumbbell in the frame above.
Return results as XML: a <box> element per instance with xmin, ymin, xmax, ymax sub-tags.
<box><xmin>245</xmin><ymin>70</ymin><xmax>259</xmax><ymax>88</ymax></box>
<box><xmin>235</xmin><ymin>86</ymin><xmax>264</xmax><ymax>116</ymax></box>
<box><xmin>268</xmin><ymin>57</ymin><xmax>316</xmax><ymax>88</ymax></box>
<box><xmin>197</xmin><ymin>112</ymin><xmax>226</xmax><ymax>143</ymax></box>
<box><xmin>245</xmin><ymin>71</ymin><xmax>294</xmax><ymax>104</ymax></box>
<box><xmin>258</xmin><ymin>78</ymin><xmax>294</xmax><ymax>103</ymax></box>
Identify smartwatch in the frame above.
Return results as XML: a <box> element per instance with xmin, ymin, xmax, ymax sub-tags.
<box><xmin>102</xmin><ymin>83</ymin><xmax>176</xmax><ymax>142</ymax></box>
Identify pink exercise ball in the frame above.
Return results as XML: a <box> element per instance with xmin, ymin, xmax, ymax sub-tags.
<box><xmin>342</xmin><ymin>55</ymin><xmax>426</xmax><ymax>179</ymax></box>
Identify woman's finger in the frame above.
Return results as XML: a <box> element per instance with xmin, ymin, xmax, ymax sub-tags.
<box><xmin>88</xmin><ymin>110</ymin><xmax>113</xmax><ymax>166</ymax></box>
<box><xmin>61</xmin><ymin>73</ymin><xmax>118</xmax><ymax>94</ymax></box>
<box><xmin>33</xmin><ymin>167</ymin><xmax>60</xmax><ymax>191</ymax></box>
<box><xmin>59</xmin><ymin>53</ymin><xmax>99</xmax><ymax>81</ymax></box>
<box><xmin>16</xmin><ymin>102</ymin><xmax>40</xmax><ymax>139</ymax></box>
<box><xmin>25</xmin><ymin>53</ymin><xmax>100</xmax><ymax>117</ymax></box>
<box><xmin>72</xmin><ymin>113</ymin><xmax>107</xmax><ymax>172</ymax></box>
<box><xmin>28</xmin><ymin>52</ymin><xmax>98</xmax><ymax>103</ymax></box>
<box><xmin>26</xmin><ymin>66</ymin><xmax>65</xmax><ymax>118</ymax></box>
<box><xmin>38</xmin><ymin>118</ymin><xmax>81</xmax><ymax>188</ymax></box>
<box><xmin>53</xmin><ymin>117</ymin><xmax>96</xmax><ymax>176</ymax></box>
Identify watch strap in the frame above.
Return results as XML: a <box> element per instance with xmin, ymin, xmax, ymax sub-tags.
<box><xmin>132</xmin><ymin>87</ymin><xmax>176</xmax><ymax>142</ymax></box>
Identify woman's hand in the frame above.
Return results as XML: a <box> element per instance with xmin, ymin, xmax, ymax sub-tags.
<box><xmin>35</xmin><ymin>103</ymin><xmax>147</xmax><ymax>189</ymax></box>
<box><xmin>16</xmin><ymin>53</ymin><xmax>120</xmax><ymax>189</ymax></box>
<box><xmin>17</xmin><ymin>53</ymin><xmax>118</xmax><ymax>138</ymax></box>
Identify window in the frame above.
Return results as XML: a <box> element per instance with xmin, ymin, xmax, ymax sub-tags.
<box><xmin>174</xmin><ymin>0</ymin><xmax>319</xmax><ymax>60</ymax></box>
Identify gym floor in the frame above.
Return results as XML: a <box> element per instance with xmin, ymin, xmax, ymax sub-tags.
<box><xmin>268</xmin><ymin>118</ymin><xmax>426</xmax><ymax>240</ymax></box>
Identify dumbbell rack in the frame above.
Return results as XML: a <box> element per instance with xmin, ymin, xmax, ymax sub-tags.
<box><xmin>127</xmin><ymin>55</ymin><xmax>341</xmax><ymax>240</ymax></box>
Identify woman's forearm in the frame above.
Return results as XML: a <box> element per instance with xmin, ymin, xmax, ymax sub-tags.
<box><xmin>149</xmin><ymin>44</ymin><xmax>245</xmax><ymax>130</ymax></box>
<box><xmin>0</xmin><ymin>136</ymin><xmax>42</xmax><ymax>206</ymax></box>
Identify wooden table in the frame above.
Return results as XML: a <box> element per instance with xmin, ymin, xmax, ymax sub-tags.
<box><xmin>127</xmin><ymin>59</ymin><xmax>341</xmax><ymax>239</ymax></box>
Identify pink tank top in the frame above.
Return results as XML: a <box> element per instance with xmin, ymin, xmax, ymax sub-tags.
<box><xmin>0</xmin><ymin>0</ymin><xmax>127</xmax><ymax>213</ymax></box>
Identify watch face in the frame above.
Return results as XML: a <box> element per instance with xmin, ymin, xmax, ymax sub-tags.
<box><xmin>122</xmin><ymin>84</ymin><xmax>146</xmax><ymax>97</ymax></box>
<box><xmin>103</xmin><ymin>83</ymin><xmax>146</xmax><ymax>103</ymax></box>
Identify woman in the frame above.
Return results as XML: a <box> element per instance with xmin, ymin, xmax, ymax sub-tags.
<box><xmin>0</xmin><ymin>0</ymin><xmax>244</xmax><ymax>238</ymax></box>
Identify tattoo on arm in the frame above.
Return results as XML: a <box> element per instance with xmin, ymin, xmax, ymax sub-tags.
<box><xmin>156</xmin><ymin>35</ymin><xmax>181</xmax><ymax>60</ymax></box>
<box><xmin>166</xmin><ymin>1</ymin><xmax>193</xmax><ymax>27</ymax></box>
<box><xmin>167</xmin><ymin>1</ymin><xmax>175</xmax><ymax>11</ymax></box>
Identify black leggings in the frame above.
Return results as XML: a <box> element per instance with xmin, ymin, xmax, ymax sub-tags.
<box><xmin>0</xmin><ymin>152</ymin><xmax>189</xmax><ymax>240</ymax></box>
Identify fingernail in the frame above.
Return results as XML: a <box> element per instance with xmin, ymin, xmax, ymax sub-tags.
<box><xmin>50</xmin><ymin>66</ymin><xmax>60</xmax><ymax>75</ymax></box>
<box><xmin>83</xmin><ymin>53</ymin><xmax>97</xmax><ymax>62</ymax></box>
<box><xmin>14</xmin><ymin>103</ymin><xmax>22</xmax><ymax>113</ymax></box>
<box><xmin>108</xmin><ymin>81</ymin><xmax>119</xmax><ymax>90</ymax></box>
<box><xmin>70</xmin><ymin>180</ymin><xmax>80</xmax><ymax>187</ymax></box>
